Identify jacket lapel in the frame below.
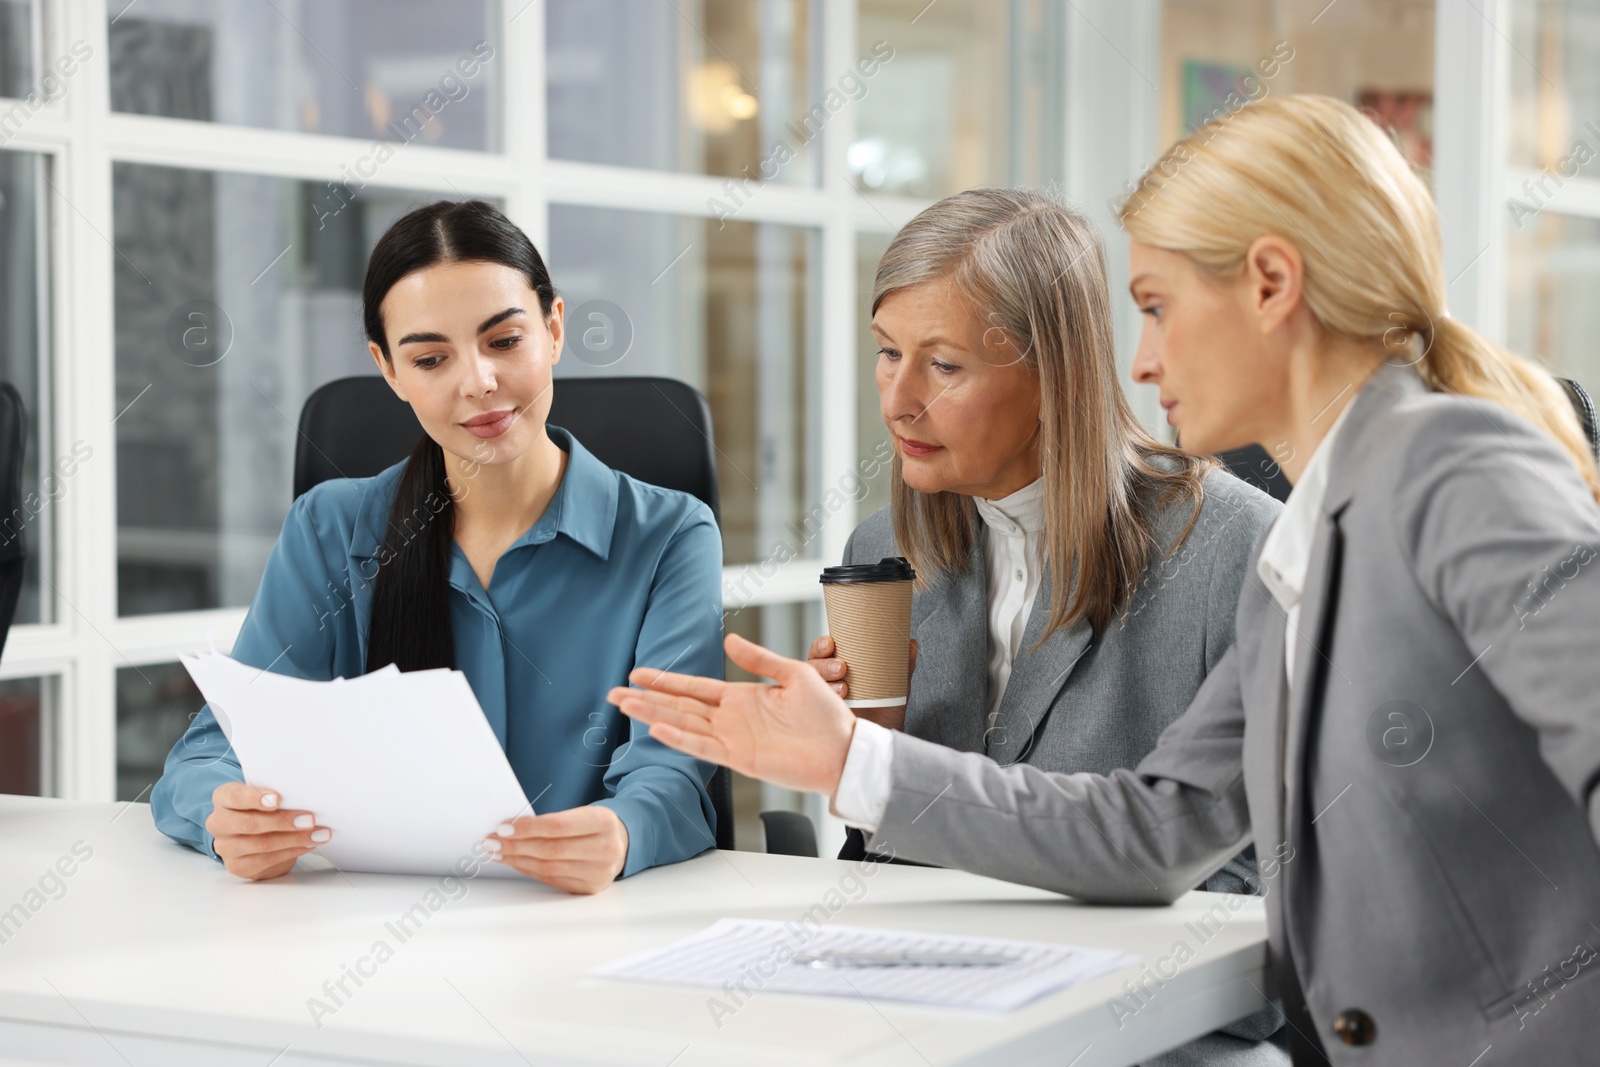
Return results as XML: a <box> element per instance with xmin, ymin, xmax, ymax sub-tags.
<box><xmin>904</xmin><ymin>531</ymin><xmax>992</xmax><ymax>755</ymax></box>
<box><xmin>1283</xmin><ymin>514</ymin><xmax>1344</xmax><ymax>835</ymax></box>
<box><xmin>985</xmin><ymin>557</ymin><xmax>1094</xmax><ymax>765</ymax></box>
<box><xmin>1321</xmin><ymin>358</ymin><xmax>1428</xmax><ymax>512</ymax></box>
<box><xmin>1267</xmin><ymin>362</ymin><xmax>1424</xmax><ymax>958</ymax></box>
<box><xmin>1240</xmin><ymin>578</ymin><xmax>1291</xmax><ymax>877</ymax></box>
<box><xmin>1273</xmin><ymin>358</ymin><xmax>1426</xmax><ymax>816</ymax></box>
<box><xmin>1280</xmin><ymin>359</ymin><xmax>1426</xmax><ymax>817</ymax></box>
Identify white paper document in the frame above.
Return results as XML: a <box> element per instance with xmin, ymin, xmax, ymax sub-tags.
<box><xmin>591</xmin><ymin>918</ymin><xmax>1138</xmax><ymax>1011</ymax></box>
<box><xmin>179</xmin><ymin>651</ymin><xmax>533</xmax><ymax>878</ymax></box>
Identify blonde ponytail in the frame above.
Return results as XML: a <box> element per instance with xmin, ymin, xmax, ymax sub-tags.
<box><xmin>1424</xmin><ymin>316</ymin><xmax>1599</xmax><ymax>498</ymax></box>
<box><xmin>1118</xmin><ymin>94</ymin><xmax>1600</xmax><ymax>502</ymax></box>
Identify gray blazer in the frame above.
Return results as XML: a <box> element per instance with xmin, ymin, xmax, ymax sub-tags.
<box><xmin>843</xmin><ymin>464</ymin><xmax>1287</xmax><ymax>1066</ymax></box>
<box><xmin>862</xmin><ymin>361</ymin><xmax>1600</xmax><ymax>1063</ymax></box>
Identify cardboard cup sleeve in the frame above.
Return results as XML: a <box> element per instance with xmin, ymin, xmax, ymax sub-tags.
<box><xmin>820</xmin><ymin>557</ymin><xmax>916</xmax><ymax>708</ymax></box>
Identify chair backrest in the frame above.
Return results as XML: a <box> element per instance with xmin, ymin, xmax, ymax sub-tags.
<box><xmin>1214</xmin><ymin>444</ymin><xmax>1291</xmax><ymax>502</ymax></box>
<box><xmin>1558</xmin><ymin>377</ymin><xmax>1599</xmax><ymax>462</ymax></box>
<box><xmin>0</xmin><ymin>383</ymin><xmax>24</xmax><ymax>661</ymax></box>
<box><xmin>292</xmin><ymin>377</ymin><xmax>422</xmax><ymax>501</ymax></box>
<box><xmin>292</xmin><ymin>374</ymin><xmax>735</xmax><ymax>850</ymax></box>
<box><xmin>294</xmin><ymin>375</ymin><xmax>720</xmax><ymax>521</ymax></box>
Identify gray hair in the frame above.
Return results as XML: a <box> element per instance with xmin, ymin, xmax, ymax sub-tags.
<box><xmin>873</xmin><ymin>187</ymin><xmax>1214</xmax><ymax>635</ymax></box>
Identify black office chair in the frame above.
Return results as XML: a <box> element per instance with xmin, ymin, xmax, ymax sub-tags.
<box><xmin>0</xmin><ymin>383</ymin><xmax>26</xmax><ymax>661</ymax></box>
<box><xmin>1559</xmin><ymin>377</ymin><xmax>1599</xmax><ymax>461</ymax></box>
<box><xmin>294</xmin><ymin>376</ymin><xmax>723</xmax><ymax>509</ymax></box>
<box><xmin>1213</xmin><ymin>443</ymin><xmax>1292</xmax><ymax>502</ymax></box>
<box><xmin>295</xmin><ymin>375</ymin><xmax>796</xmax><ymax>855</ymax></box>
<box><xmin>1217</xmin><ymin>375</ymin><xmax>1600</xmax><ymax>502</ymax></box>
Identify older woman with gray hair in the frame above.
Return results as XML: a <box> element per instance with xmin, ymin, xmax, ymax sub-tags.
<box><xmin>791</xmin><ymin>188</ymin><xmax>1284</xmax><ymax>1065</ymax></box>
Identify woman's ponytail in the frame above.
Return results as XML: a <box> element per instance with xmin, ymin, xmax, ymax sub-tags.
<box><xmin>1422</xmin><ymin>315</ymin><xmax>1600</xmax><ymax>501</ymax></box>
<box><xmin>365</xmin><ymin>434</ymin><xmax>457</xmax><ymax>673</ymax></box>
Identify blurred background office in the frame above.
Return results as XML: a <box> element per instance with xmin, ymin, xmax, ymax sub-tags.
<box><xmin>0</xmin><ymin>0</ymin><xmax>1587</xmax><ymax>853</ymax></box>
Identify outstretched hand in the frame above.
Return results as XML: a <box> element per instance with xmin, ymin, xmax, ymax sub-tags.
<box><xmin>607</xmin><ymin>633</ymin><xmax>858</xmax><ymax>797</ymax></box>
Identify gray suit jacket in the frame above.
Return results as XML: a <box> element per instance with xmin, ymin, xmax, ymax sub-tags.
<box><xmin>843</xmin><ymin>465</ymin><xmax>1287</xmax><ymax>1065</ymax></box>
<box><xmin>863</xmin><ymin>361</ymin><xmax>1600</xmax><ymax>1063</ymax></box>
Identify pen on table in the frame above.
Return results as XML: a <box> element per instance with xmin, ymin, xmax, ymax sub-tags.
<box><xmin>793</xmin><ymin>951</ymin><xmax>1019</xmax><ymax>968</ymax></box>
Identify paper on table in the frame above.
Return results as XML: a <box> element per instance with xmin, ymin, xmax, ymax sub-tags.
<box><xmin>590</xmin><ymin>918</ymin><xmax>1138</xmax><ymax>1012</ymax></box>
<box><xmin>179</xmin><ymin>651</ymin><xmax>532</xmax><ymax>878</ymax></box>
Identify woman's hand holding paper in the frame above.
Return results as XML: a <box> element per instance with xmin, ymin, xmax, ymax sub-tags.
<box><xmin>206</xmin><ymin>782</ymin><xmax>331</xmax><ymax>880</ymax></box>
<box><xmin>486</xmin><ymin>806</ymin><xmax>629</xmax><ymax>894</ymax></box>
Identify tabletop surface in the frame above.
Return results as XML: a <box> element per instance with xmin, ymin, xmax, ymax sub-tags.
<box><xmin>0</xmin><ymin>796</ymin><xmax>1272</xmax><ymax>1066</ymax></box>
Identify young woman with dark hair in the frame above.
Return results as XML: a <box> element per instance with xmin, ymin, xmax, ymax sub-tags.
<box><xmin>152</xmin><ymin>200</ymin><xmax>723</xmax><ymax>894</ymax></box>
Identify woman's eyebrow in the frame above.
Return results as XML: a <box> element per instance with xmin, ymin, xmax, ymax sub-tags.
<box><xmin>477</xmin><ymin>307</ymin><xmax>524</xmax><ymax>334</ymax></box>
<box><xmin>396</xmin><ymin>330</ymin><xmax>448</xmax><ymax>346</ymax></box>
<box><xmin>396</xmin><ymin>306</ymin><xmax>526</xmax><ymax>348</ymax></box>
<box><xmin>872</xmin><ymin>324</ymin><xmax>965</xmax><ymax>351</ymax></box>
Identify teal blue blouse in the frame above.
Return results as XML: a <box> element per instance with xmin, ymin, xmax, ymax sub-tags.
<box><xmin>151</xmin><ymin>427</ymin><xmax>724</xmax><ymax>877</ymax></box>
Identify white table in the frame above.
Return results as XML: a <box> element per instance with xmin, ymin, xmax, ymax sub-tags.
<box><xmin>0</xmin><ymin>796</ymin><xmax>1272</xmax><ymax>1066</ymax></box>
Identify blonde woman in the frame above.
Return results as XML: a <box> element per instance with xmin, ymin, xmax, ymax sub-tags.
<box><xmin>611</xmin><ymin>94</ymin><xmax>1600</xmax><ymax>1065</ymax></box>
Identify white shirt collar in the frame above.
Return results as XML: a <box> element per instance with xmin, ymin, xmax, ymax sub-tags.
<box><xmin>973</xmin><ymin>477</ymin><xmax>1046</xmax><ymax>537</ymax></box>
<box><xmin>1256</xmin><ymin>402</ymin><xmax>1355</xmax><ymax>615</ymax></box>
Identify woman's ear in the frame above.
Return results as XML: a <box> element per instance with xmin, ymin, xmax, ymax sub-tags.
<box><xmin>370</xmin><ymin>341</ymin><xmax>407</xmax><ymax>402</ymax></box>
<box><xmin>546</xmin><ymin>295</ymin><xmax>565</xmax><ymax>367</ymax></box>
<box><xmin>1242</xmin><ymin>234</ymin><xmax>1304</xmax><ymax>336</ymax></box>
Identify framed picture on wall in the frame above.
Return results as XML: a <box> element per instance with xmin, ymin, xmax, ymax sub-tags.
<box><xmin>1357</xmin><ymin>89</ymin><xmax>1434</xmax><ymax>171</ymax></box>
<box><xmin>1181</xmin><ymin>59</ymin><xmax>1254</xmax><ymax>133</ymax></box>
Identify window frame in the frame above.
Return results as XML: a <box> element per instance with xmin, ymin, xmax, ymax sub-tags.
<box><xmin>0</xmin><ymin>1</ymin><xmax>1490</xmax><ymax>837</ymax></box>
<box><xmin>4</xmin><ymin>0</ymin><xmax>923</xmax><ymax>805</ymax></box>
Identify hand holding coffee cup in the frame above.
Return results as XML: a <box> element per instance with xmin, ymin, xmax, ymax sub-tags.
<box><xmin>817</xmin><ymin>558</ymin><xmax>917</xmax><ymax>730</ymax></box>
<box><xmin>808</xmin><ymin>635</ymin><xmax>918</xmax><ymax>729</ymax></box>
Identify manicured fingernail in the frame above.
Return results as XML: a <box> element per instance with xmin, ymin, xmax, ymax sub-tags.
<box><xmin>483</xmin><ymin>837</ymin><xmax>502</xmax><ymax>852</ymax></box>
<box><xmin>310</xmin><ymin>829</ymin><xmax>330</xmax><ymax>843</ymax></box>
<box><xmin>496</xmin><ymin>822</ymin><xmax>515</xmax><ymax>836</ymax></box>
<box><xmin>293</xmin><ymin>814</ymin><xmax>313</xmax><ymax>829</ymax></box>
<box><xmin>832</xmin><ymin>683</ymin><xmax>844</xmax><ymax>694</ymax></box>
<box><xmin>262</xmin><ymin>793</ymin><xmax>279</xmax><ymax>808</ymax></box>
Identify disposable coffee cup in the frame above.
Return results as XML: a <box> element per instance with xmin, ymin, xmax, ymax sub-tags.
<box><xmin>820</xmin><ymin>557</ymin><xmax>916</xmax><ymax>709</ymax></box>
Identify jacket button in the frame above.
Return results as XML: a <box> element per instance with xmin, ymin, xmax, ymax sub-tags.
<box><xmin>1333</xmin><ymin>1009</ymin><xmax>1376</xmax><ymax>1046</ymax></box>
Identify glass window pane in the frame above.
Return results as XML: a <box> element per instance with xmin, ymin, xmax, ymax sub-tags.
<box><xmin>112</xmin><ymin>163</ymin><xmax>480</xmax><ymax>616</ymax></box>
<box><xmin>108</xmin><ymin>0</ymin><xmax>500</xmax><ymax>151</ymax></box>
<box><xmin>0</xmin><ymin>149</ymin><xmax>49</xmax><ymax>626</ymax></box>
<box><xmin>117</xmin><ymin>662</ymin><xmax>200</xmax><ymax>802</ymax></box>
<box><xmin>854</xmin><ymin>0</ymin><xmax>1065</xmax><ymax>196</ymax></box>
<box><xmin>1509</xmin><ymin>1</ymin><xmax>1600</xmax><ymax>172</ymax></box>
<box><xmin>1160</xmin><ymin>0</ymin><xmax>1435</xmax><ymax>179</ymax></box>
<box><xmin>855</xmin><ymin>231</ymin><xmax>892</xmax><ymax>524</ymax></box>
<box><xmin>546</xmin><ymin>0</ymin><xmax>820</xmax><ymax>184</ymax></box>
<box><xmin>1506</xmin><ymin>212</ymin><xmax>1600</xmax><ymax>390</ymax></box>
<box><xmin>0</xmin><ymin>0</ymin><xmax>32</xmax><ymax>99</ymax></box>
<box><xmin>0</xmin><ymin>676</ymin><xmax>50</xmax><ymax>796</ymax></box>
<box><xmin>548</xmin><ymin>203</ymin><xmax>820</xmax><ymax>566</ymax></box>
